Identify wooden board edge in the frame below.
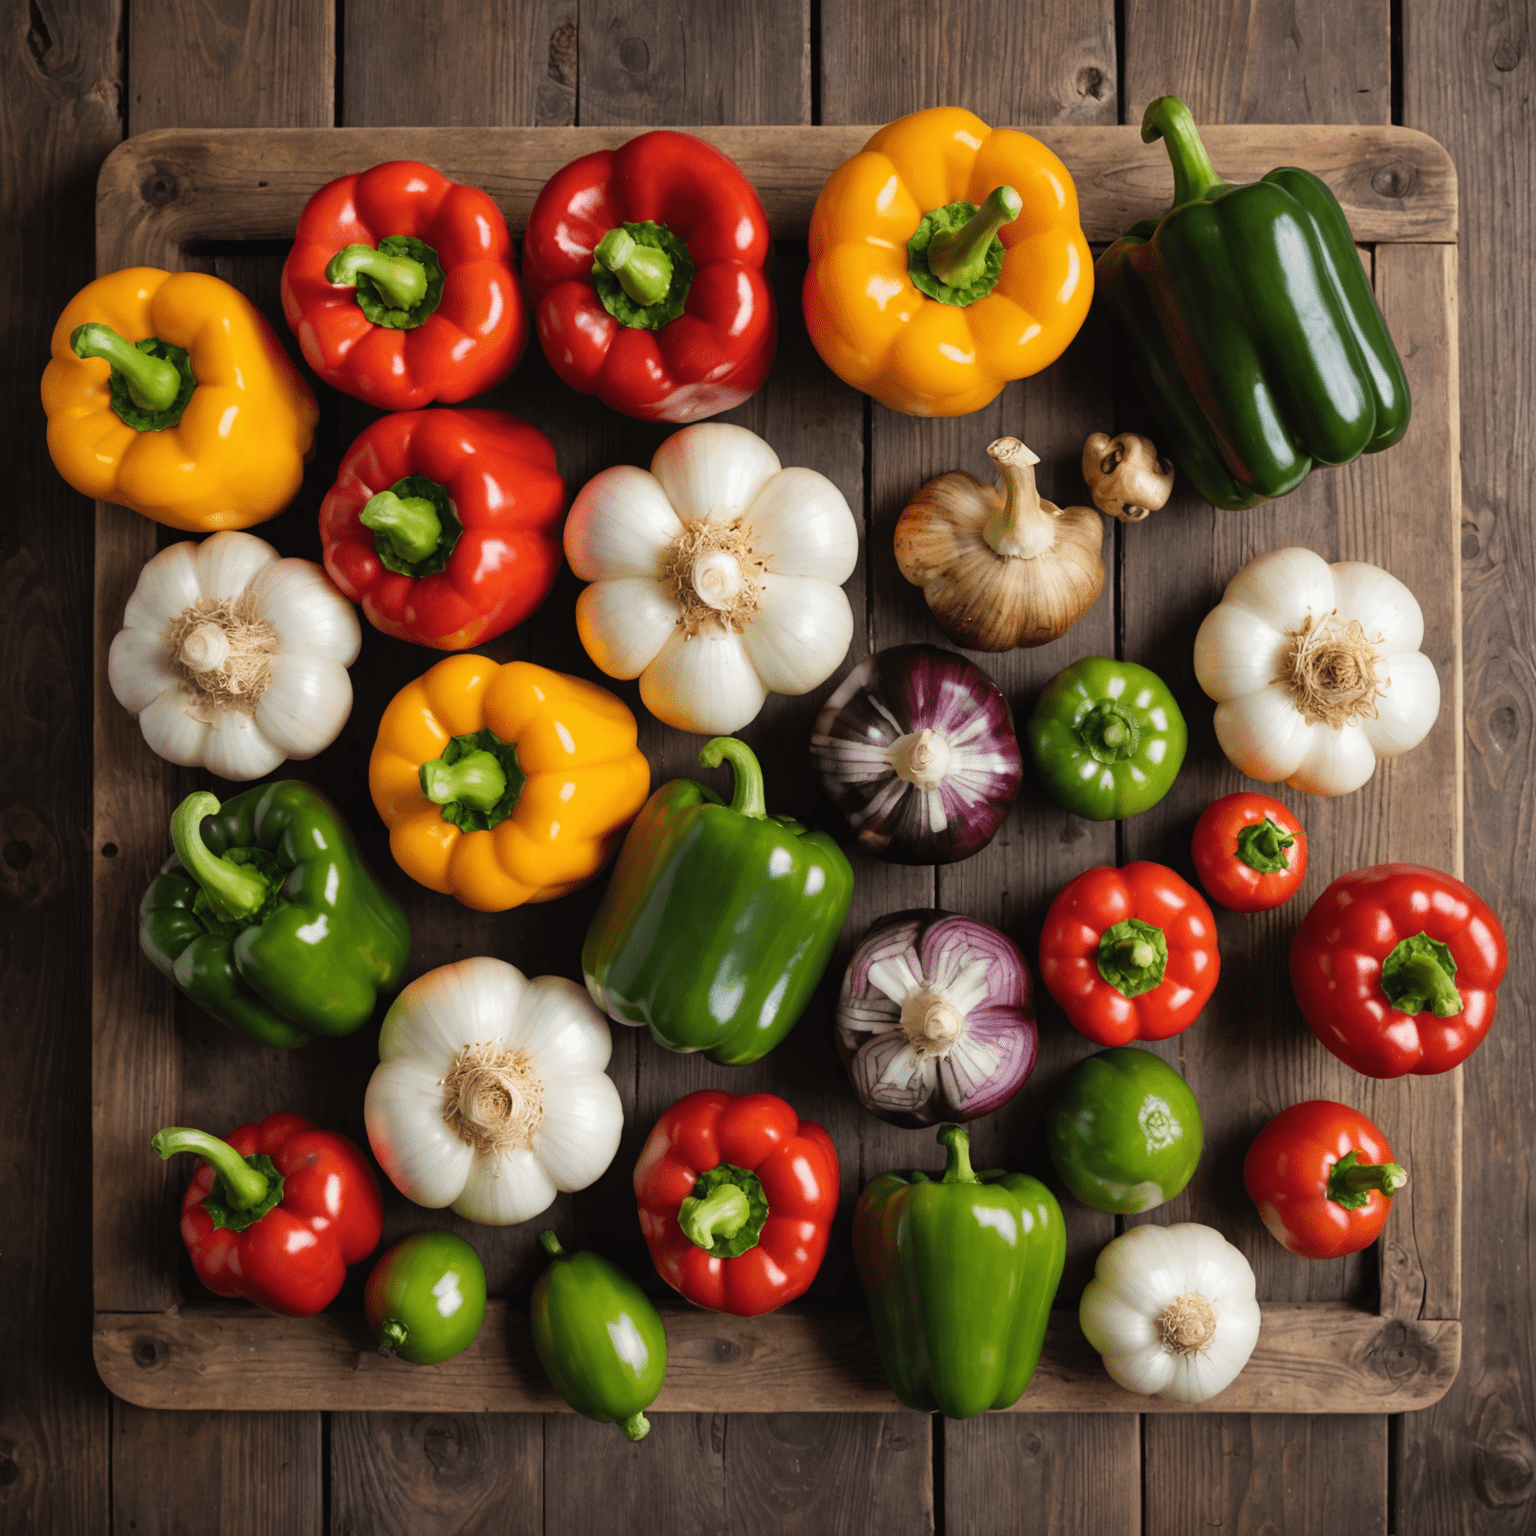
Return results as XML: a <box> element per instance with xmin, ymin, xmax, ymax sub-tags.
<box><xmin>93</xmin><ymin>1303</ymin><xmax>1460</xmax><ymax>1417</ymax></box>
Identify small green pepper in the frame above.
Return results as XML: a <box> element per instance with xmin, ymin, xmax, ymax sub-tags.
<box><xmin>365</xmin><ymin>1231</ymin><xmax>487</xmax><ymax>1364</ymax></box>
<box><xmin>1026</xmin><ymin>657</ymin><xmax>1187</xmax><ymax>821</ymax></box>
<box><xmin>1047</xmin><ymin>1047</ymin><xmax>1203</xmax><ymax>1214</ymax></box>
<box><xmin>530</xmin><ymin>1232</ymin><xmax>668</xmax><ymax>1440</ymax></box>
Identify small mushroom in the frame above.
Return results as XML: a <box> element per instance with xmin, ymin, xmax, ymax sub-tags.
<box><xmin>1082</xmin><ymin>432</ymin><xmax>1174</xmax><ymax>523</ymax></box>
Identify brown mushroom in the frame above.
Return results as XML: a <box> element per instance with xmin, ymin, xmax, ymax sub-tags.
<box><xmin>1082</xmin><ymin>432</ymin><xmax>1174</xmax><ymax>522</ymax></box>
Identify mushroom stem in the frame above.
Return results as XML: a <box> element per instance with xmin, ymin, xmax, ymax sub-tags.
<box><xmin>982</xmin><ymin>438</ymin><xmax>1058</xmax><ymax>559</ymax></box>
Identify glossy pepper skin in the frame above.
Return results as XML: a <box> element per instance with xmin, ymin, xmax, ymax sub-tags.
<box><xmin>1026</xmin><ymin>656</ymin><xmax>1187</xmax><ymax>821</ymax></box>
<box><xmin>43</xmin><ymin>268</ymin><xmax>317</xmax><ymax>531</ymax></box>
<box><xmin>1047</xmin><ymin>1047</ymin><xmax>1203</xmax><ymax>1214</ymax></box>
<box><xmin>1290</xmin><ymin>862</ymin><xmax>1507</xmax><ymax>1077</ymax></box>
<box><xmin>853</xmin><ymin>1126</ymin><xmax>1065</xmax><ymax>1419</ymax></box>
<box><xmin>634</xmin><ymin>1090</ymin><xmax>839</xmax><ymax>1317</ymax></box>
<box><xmin>583</xmin><ymin>737</ymin><xmax>854</xmax><ymax>1066</ymax></box>
<box><xmin>804</xmin><ymin>108</ymin><xmax>1092</xmax><ymax>417</ymax></box>
<box><xmin>320</xmin><ymin>409</ymin><xmax>566</xmax><ymax>651</ymax></box>
<box><xmin>1040</xmin><ymin>863</ymin><xmax>1219</xmax><ymax>1046</ymax></box>
<box><xmin>140</xmin><ymin>782</ymin><xmax>412</xmax><ymax>1049</ymax></box>
<box><xmin>1096</xmin><ymin>97</ymin><xmax>1411</xmax><ymax>510</ymax></box>
<box><xmin>366</xmin><ymin>1231</ymin><xmax>488</xmax><ymax>1364</ymax></box>
<box><xmin>531</xmin><ymin>1231</ymin><xmax>668</xmax><ymax>1440</ymax></box>
<box><xmin>1191</xmin><ymin>793</ymin><xmax>1307</xmax><ymax>913</ymax></box>
<box><xmin>1243</xmin><ymin>1100</ymin><xmax>1406</xmax><ymax>1259</ymax></box>
<box><xmin>522</xmin><ymin>131</ymin><xmax>776</xmax><ymax>423</ymax></box>
<box><xmin>281</xmin><ymin>160</ymin><xmax>526</xmax><ymax>410</ymax></box>
<box><xmin>153</xmin><ymin>1113</ymin><xmax>383</xmax><ymax>1316</ymax></box>
<box><xmin>370</xmin><ymin>654</ymin><xmax>650</xmax><ymax>912</ymax></box>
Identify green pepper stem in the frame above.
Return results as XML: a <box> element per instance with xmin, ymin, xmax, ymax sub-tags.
<box><xmin>937</xmin><ymin>1125</ymin><xmax>978</xmax><ymax>1184</ymax></box>
<box><xmin>1330</xmin><ymin>1158</ymin><xmax>1408</xmax><ymax>1201</ymax></box>
<box><xmin>925</xmin><ymin>186</ymin><xmax>1023</xmax><ymax>289</ymax></box>
<box><xmin>593</xmin><ymin>228</ymin><xmax>674</xmax><ymax>308</ymax></box>
<box><xmin>326</xmin><ymin>243</ymin><xmax>429</xmax><ymax>310</ymax></box>
<box><xmin>1236</xmin><ymin>817</ymin><xmax>1295</xmax><ymax>874</ymax></box>
<box><xmin>1391</xmin><ymin>953</ymin><xmax>1463</xmax><ymax>1018</ymax></box>
<box><xmin>151</xmin><ymin>1126</ymin><xmax>270</xmax><ymax>1210</ymax></box>
<box><xmin>70</xmin><ymin>323</ymin><xmax>181</xmax><ymax>412</ymax></box>
<box><xmin>1140</xmin><ymin>96</ymin><xmax>1227</xmax><ymax>206</ymax></box>
<box><xmin>171</xmin><ymin>791</ymin><xmax>273</xmax><ymax>924</ymax></box>
<box><xmin>420</xmin><ymin>751</ymin><xmax>507</xmax><ymax>814</ymax></box>
<box><xmin>539</xmin><ymin>1230</ymin><xmax>566</xmax><ymax>1259</ymax></box>
<box><xmin>1112</xmin><ymin>937</ymin><xmax>1157</xmax><ymax>971</ymax></box>
<box><xmin>678</xmin><ymin>1183</ymin><xmax>751</xmax><ymax>1251</ymax></box>
<box><xmin>698</xmin><ymin>738</ymin><xmax>767</xmax><ymax>819</ymax></box>
<box><xmin>620</xmin><ymin>1411</ymin><xmax>652</xmax><ymax>1441</ymax></box>
<box><xmin>379</xmin><ymin>1320</ymin><xmax>409</xmax><ymax>1354</ymax></box>
<box><xmin>360</xmin><ymin>490</ymin><xmax>444</xmax><ymax>564</ymax></box>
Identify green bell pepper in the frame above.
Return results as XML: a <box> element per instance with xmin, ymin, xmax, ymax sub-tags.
<box><xmin>139</xmin><ymin>781</ymin><xmax>412</xmax><ymax>1048</ymax></box>
<box><xmin>1047</xmin><ymin>1046</ymin><xmax>1203</xmax><ymax>1214</ymax></box>
<box><xmin>582</xmin><ymin>737</ymin><xmax>854</xmax><ymax>1066</ymax></box>
<box><xmin>1096</xmin><ymin>95</ymin><xmax>1411</xmax><ymax>511</ymax></box>
<box><xmin>1026</xmin><ymin>657</ymin><xmax>1186</xmax><ymax>821</ymax></box>
<box><xmin>366</xmin><ymin>1231</ymin><xmax>487</xmax><ymax>1364</ymax></box>
<box><xmin>853</xmin><ymin>1126</ymin><xmax>1066</xmax><ymax>1420</ymax></box>
<box><xmin>530</xmin><ymin>1231</ymin><xmax>668</xmax><ymax>1440</ymax></box>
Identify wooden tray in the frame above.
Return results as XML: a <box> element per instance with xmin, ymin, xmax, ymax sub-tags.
<box><xmin>91</xmin><ymin>123</ymin><xmax>1461</xmax><ymax>1415</ymax></box>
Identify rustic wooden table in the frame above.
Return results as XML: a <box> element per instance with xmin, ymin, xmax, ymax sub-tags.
<box><xmin>5</xmin><ymin>1</ymin><xmax>1531</xmax><ymax>1532</ymax></box>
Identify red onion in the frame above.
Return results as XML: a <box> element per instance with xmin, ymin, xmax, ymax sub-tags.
<box><xmin>836</xmin><ymin>910</ymin><xmax>1038</xmax><ymax>1127</ymax></box>
<box><xmin>811</xmin><ymin>645</ymin><xmax>1023</xmax><ymax>864</ymax></box>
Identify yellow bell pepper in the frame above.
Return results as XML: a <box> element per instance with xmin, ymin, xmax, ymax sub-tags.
<box><xmin>42</xmin><ymin>267</ymin><xmax>318</xmax><ymax>532</ymax></box>
<box><xmin>370</xmin><ymin>654</ymin><xmax>651</xmax><ymax>912</ymax></box>
<box><xmin>803</xmin><ymin>108</ymin><xmax>1093</xmax><ymax>417</ymax></box>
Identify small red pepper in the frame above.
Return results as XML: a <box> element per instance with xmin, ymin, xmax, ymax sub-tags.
<box><xmin>1290</xmin><ymin>862</ymin><xmax>1507</xmax><ymax>1078</ymax></box>
<box><xmin>152</xmin><ymin>1112</ymin><xmax>383</xmax><ymax>1317</ymax></box>
<box><xmin>633</xmin><ymin>1090</ymin><xmax>838</xmax><ymax>1317</ymax></box>
<box><xmin>1039</xmin><ymin>862</ymin><xmax>1220</xmax><ymax>1045</ymax></box>
<box><xmin>1243</xmin><ymin>1100</ymin><xmax>1407</xmax><ymax>1259</ymax></box>
<box><xmin>1190</xmin><ymin>792</ymin><xmax>1307</xmax><ymax>913</ymax></box>
<box><xmin>521</xmin><ymin>130</ymin><xmax>776</xmax><ymax>422</ymax></box>
<box><xmin>281</xmin><ymin>160</ymin><xmax>526</xmax><ymax>410</ymax></box>
<box><xmin>319</xmin><ymin>408</ymin><xmax>566</xmax><ymax>650</ymax></box>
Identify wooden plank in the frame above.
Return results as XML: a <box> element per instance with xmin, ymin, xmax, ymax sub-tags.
<box><xmin>1</xmin><ymin>0</ymin><xmax>120</xmax><ymax>1527</ymax></box>
<box><xmin>93</xmin><ymin>1302</ymin><xmax>1460</xmax><ymax>1414</ymax></box>
<box><xmin>1397</xmin><ymin>0</ymin><xmax>1535</xmax><ymax>1527</ymax></box>
<box><xmin>1123</xmin><ymin>0</ymin><xmax>1392</xmax><ymax>126</ymax></box>
<box><xmin>91</xmin><ymin>123</ymin><xmax>1459</xmax><ymax>266</ymax></box>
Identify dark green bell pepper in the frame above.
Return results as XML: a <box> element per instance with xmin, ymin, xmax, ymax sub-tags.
<box><xmin>530</xmin><ymin>1231</ymin><xmax>667</xmax><ymax>1440</ymax></box>
<box><xmin>1026</xmin><ymin>656</ymin><xmax>1186</xmax><ymax>821</ymax></box>
<box><xmin>139</xmin><ymin>781</ymin><xmax>412</xmax><ymax>1049</ymax></box>
<box><xmin>1096</xmin><ymin>95</ymin><xmax>1411</xmax><ymax>510</ymax></box>
<box><xmin>581</xmin><ymin>737</ymin><xmax>854</xmax><ymax>1066</ymax></box>
<box><xmin>853</xmin><ymin>1126</ymin><xmax>1066</xmax><ymax>1420</ymax></box>
<box><xmin>1047</xmin><ymin>1046</ymin><xmax>1203</xmax><ymax>1214</ymax></box>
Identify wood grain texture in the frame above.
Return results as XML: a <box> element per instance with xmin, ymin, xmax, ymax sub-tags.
<box><xmin>1399</xmin><ymin>0</ymin><xmax>1536</xmax><ymax>1528</ymax></box>
<box><xmin>0</xmin><ymin>0</ymin><xmax>119</xmax><ymax>1527</ymax></box>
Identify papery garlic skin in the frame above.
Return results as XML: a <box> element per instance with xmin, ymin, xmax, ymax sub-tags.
<box><xmin>566</xmin><ymin>424</ymin><xmax>859</xmax><ymax>735</ymax></box>
<box><xmin>1079</xmin><ymin>1222</ymin><xmax>1261</xmax><ymax>1404</ymax></box>
<box><xmin>109</xmin><ymin>530</ymin><xmax>360</xmax><ymax>781</ymax></box>
<box><xmin>1193</xmin><ymin>546</ymin><xmax>1440</xmax><ymax>797</ymax></box>
<box><xmin>364</xmin><ymin>958</ymin><xmax>623</xmax><ymax>1227</ymax></box>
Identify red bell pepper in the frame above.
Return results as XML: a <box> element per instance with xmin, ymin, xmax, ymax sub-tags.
<box><xmin>1039</xmin><ymin>862</ymin><xmax>1220</xmax><ymax>1046</ymax></box>
<box><xmin>521</xmin><ymin>130</ymin><xmax>776</xmax><ymax>423</ymax></box>
<box><xmin>1290</xmin><ymin>862</ymin><xmax>1507</xmax><ymax>1078</ymax></box>
<box><xmin>1243</xmin><ymin>1100</ymin><xmax>1406</xmax><ymax>1259</ymax></box>
<box><xmin>319</xmin><ymin>408</ymin><xmax>565</xmax><ymax>650</ymax></box>
<box><xmin>633</xmin><ymin>1089</ymin><xmax>838</xmax><ymax>1316</ymax></box>
<box><xmin>152</xmin><ymin>1112</ymin><xmax>383</xmax><ymax>1317</ymax></box>
<box><xmin>280</xmin><ymin>160</ymin><xmax>526</xmax><ymax>410</ymax></box>
<box><xmin>1190</xmin><ymin>792</ymin><xmax>1307</xmax><ymax>913</ymax></box>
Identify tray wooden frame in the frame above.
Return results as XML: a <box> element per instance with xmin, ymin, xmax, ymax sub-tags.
<box><xmin>91</xmin><ymin>123</ymin><xmax>1461</xmax><ymax>1415</ymax></box>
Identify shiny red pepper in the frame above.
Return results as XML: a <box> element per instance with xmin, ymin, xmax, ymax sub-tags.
<box><xmin>152</xmin><ymin>1112</ymin><xmax>383</xmax><ymax>1317</ymax></box>
<box><xmin>1039</xmin><ymin>862</ymin><xmax>1220</xmax><ymax>1046</ymax></box>
<box><xmin>521</xmin><ymin>131</ymin><xmax>776</xmax><ymax>422</ymax></box>
<box><xmin>1243</xmin><ymin>1100</ymin><xmax>1406</xmax><ymax>1259</ymax></box>
<box><xmin>281</xmin><ymin>160</ymin><xmax>526</xmax><ymax>410</ymax></box>
<box><xmin>1190</xmin><ymin>792</ymin><xmax>1307</xmax><ymax>913</ymax></box>
<box><xmin>633</xmin><ymin>1090</ymin><xmax>838</xmax><ymax>1317</ymax></box>
<box><xmin>319</xmin><ymin>409</ymin><xmax>566</xmax><ymax>650</ymax></box>
<box><xmin>1290</xmin><ymin>862</ymin><xmax>1507</xmax><ymax>1078</ymax></box>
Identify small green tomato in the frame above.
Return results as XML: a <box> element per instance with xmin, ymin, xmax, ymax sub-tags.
<box><xmin>365</xmin><ymin>1231</ymin><xmax>487</xmax><ymax>1364</ymax></box>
